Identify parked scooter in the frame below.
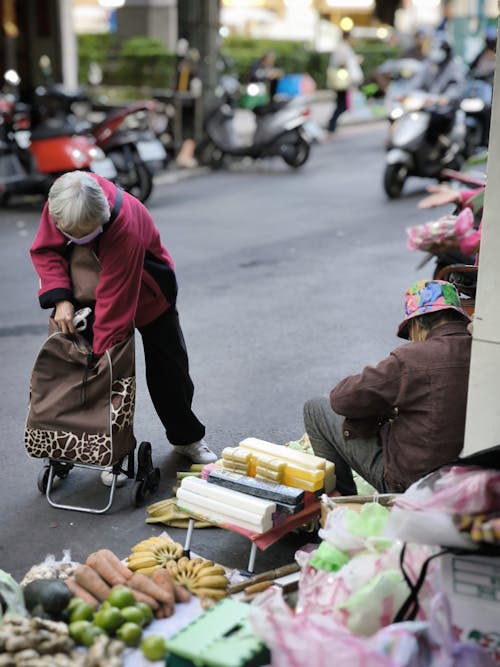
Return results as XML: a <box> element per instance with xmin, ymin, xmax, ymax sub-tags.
<box><xmin>196</xmin><ymin>76</ymin><xmax>311</xmax><ymax>169</ymax></box>
<box><xmin>383</xmin><ymin>91</ymin><xmax>467</xmax><ymax>198</ymax></box>
<box><xmin>84</xmin><ymin>100</ymin><xmax>168</xmax><ymax>203</ymax></box>
<box><xmin>459</xmin><ymin>77</ymin><xmax>492</xmax><ymax>156</ymax></box>
<box><xmin>0</xmin><ymin>70</ymin><xmax>116</xmax><ymax>205</ymax></box>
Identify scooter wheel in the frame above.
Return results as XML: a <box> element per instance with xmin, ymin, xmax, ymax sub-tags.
<box><xmin>282</xmin><ymin>137</ymin><xmax>310</xmax><ymax>168</ymax></box>
<box><xmin>384</xmin><ymin>163</ymin><xmax>408</xmax><ymax>199</ymax></box>
<box><xmin>195</xmin><ymin>139</ymin><xmax>225</xmax><ymax>169</ymax></box>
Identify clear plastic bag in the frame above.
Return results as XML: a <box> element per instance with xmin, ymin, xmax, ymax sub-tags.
<box><xmin>20</xmin><ymin>549</ymin><xmax>80</xmax><ymax>586</ymax></box>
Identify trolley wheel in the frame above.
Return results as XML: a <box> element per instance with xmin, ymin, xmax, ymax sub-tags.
<box><xmin>37</xmin><ymin>467</ymin><xmax>50</xmax><ymax>494</ymax></box>
<box><xmin>131</xmin><ymin>480</ymin><xmax>147</xmax><ymax>507</ymax></box>
<box><xmin>53</xmin><ymin>461</ymin><xmax>73</xmax><ymax>479</ymax></box>
<box><xmin>131</xmin><ymin>442</ymin><xmax>161</xmax><ymax>507</ymax></box>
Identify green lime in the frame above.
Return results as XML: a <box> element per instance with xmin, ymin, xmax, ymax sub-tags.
<box><xmin>134</xmin><ymin>601</ymin><xmax>154</xmax><ymax>625</ymax></box>
<box><xmin>80</xmin><ymin>624</ymin><xmax>106</xmax><ymax>647</ymax></box>
<box><xmin>68</xmin><ymin>620</ymin><xmax>92</xmax><ymax>643</ymax></box>
<box><xmin>67</xmin><ymin>596</ymin><xmax>85</xmax><ymax>613</ymax></box>
<box><xmin>141</xmin><ymin>634</ymin><xmax>167</xmax><ymax>661</ymax></box>
<box><xmin>93</xmin><ymin>606</ymin><xmax>124</xmax><ymax>634</ymax></box>
<box><xmin>120</xmin><ymin>605</ymin><xmax>146</xmax><ymax>626</ymax></box>
<box><xmin>99</xmin><ymin>600</ymin><xmax>113</xmax><ymax>610</ymax></box>
<box><xmin>69</xmin><ymin>601</ymin><xmax>95</xmax><ymax>623</ymax></box>
<box><xmin>106</xmin><ymin>586</ymin><xmax>135</xmax><ymax>609</ymax></box>
<box><xmin>116</xmin><ymin>621</ymin><xmax>143</xmax><ymax>647</ymax></box>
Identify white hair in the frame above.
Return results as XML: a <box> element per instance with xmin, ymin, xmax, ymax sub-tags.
<box><xmin>48</xmin><ymin>171</ymin><xmax>110</xmax><ymax>235</ymax></box>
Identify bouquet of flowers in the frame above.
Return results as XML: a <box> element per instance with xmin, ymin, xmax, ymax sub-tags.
<box><xmin>406</xmin><ymin>208</ymin><xmax>475</xmax><ymax>252</ymax></box>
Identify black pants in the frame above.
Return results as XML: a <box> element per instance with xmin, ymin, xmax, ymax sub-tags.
<box><xmin>328</xmin><ymin>90</ymin><xmax>348</xmax><ymax>133</ymax></box>
<box><xmin>138</xmin><ymin>308</ymin><xmax>205</xmax><ymax>447</ymax></box>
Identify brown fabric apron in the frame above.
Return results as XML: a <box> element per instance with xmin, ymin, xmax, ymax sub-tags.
<box><xmin>25</xmin><ymin>226</ymin><xmax>136</xmax><ymax>466</ymax></box>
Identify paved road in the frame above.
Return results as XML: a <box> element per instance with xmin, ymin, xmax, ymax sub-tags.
<box><xmin>0</xmin><ymin>124</ymin><xmax>436</xmax><ymax>579</ymax></box>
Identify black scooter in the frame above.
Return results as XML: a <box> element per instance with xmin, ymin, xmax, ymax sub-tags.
<box><xmin>196</xmin><ymin>77</ymin><xmax>311</xmax><ymax>169</ymax></box>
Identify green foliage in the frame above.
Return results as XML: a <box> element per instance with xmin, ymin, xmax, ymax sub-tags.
<box><xmin>221</xmin><ymin>35</ymin><xmax>402</xmax><ymax>89</ymax></box>
<box><xmin>353</xmin><ymin>39</ymin><xmax>402</xmax><ymax>81</ymax></box>
<box><xmin>77</xmin><ymin>34</ymin><xmax>175</xmax><ymax>89</ymax></box>
<box><xmin>77</xmin><ymin>32</ymin><xmax>402</xmax><ymax>95</ymax></box>
<box><xmin>222</xmin><ymin>36</ymin><xmax>311</xmax><ymax>82</ymax></box>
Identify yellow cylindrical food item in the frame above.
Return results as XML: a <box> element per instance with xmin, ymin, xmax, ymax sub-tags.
<box><xmin>222</xmin><ymin>460</ymin><xmax>249</xmax><ymax>473</ymax></box>
<box><xmin>285</xmin><ymin>464</ymin><xmax>324</xmax><ymax>484</ymax></box>
<box><xmin>254</xmin><ymin>453</ymin><xmax>286</xmax><ymax>473</ymax></box>
<box><xmin>255</xmin><ymin>467</ymin><xmax>283</xmax><ymax>482</ymax></box>
<box><xmin>240</xmin><ymin>437</ymin><xmax>326</xmax><ymax>470</ymax></box>
<box><xmin>231</xmin><ymin>447</ymin><xmax>253</xmax><ymax>464</ymax></box>
<box><xmin>282</xmin><ymin>473</ymin><xmax>324</xmax><ymax>492</ymax></box>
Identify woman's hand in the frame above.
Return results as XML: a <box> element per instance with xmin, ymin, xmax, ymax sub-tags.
<box><xmin>54</xmin><ymin>300</ymin><xmax>75</xmax><ymax>334</ymax></box>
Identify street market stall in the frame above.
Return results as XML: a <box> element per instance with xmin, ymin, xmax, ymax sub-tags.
<box><xmin>2</xmin><ymin>434</ymin><xmax>500</xmax><ymax>667</ymax></box>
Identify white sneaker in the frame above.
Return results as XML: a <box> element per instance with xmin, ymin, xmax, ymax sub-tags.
<box><xmin>100</xmin><ymin>471</ymin><xmax>128</xmax><ymax>488</ymax></box>
<box><xmin>172</xmin><ymin>439</ymin><xmax>217</xmax><ymax>464</ymax></box>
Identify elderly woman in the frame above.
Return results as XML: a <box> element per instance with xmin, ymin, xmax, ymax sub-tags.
<box><xmin>304</xmin><ymin>280</ymin><xmax>472</xmax><ymax>495</ymax></box>
<box><xmin>30</xmin><ymin>171</ymin><xmax>216</xmax><ymax>484</ymax></box>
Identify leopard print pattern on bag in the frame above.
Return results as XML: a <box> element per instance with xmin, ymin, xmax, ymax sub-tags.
<box><xmin>25</xmin><ymin>377</ymin><xmax>135</xmax><ymax>465</ymax></box>
<box><xmin>24</xmin><ymin>428</ymin><xmax>112</xmax><ymax>464</ymax></box>
<box><xmin>111</xmin><ymin>377</ymin><xmax>135</xmax><ymax>431</ymax></box>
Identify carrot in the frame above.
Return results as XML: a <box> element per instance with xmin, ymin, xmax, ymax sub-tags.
<box><xmin>130</xmin><ymin>589</ymin><xmax>159</xmax><ymax>611</ymax></box>
<box><xmin>74</xmin><ymin>564</ymin><xmax>111</xmax><ymax>602</ymax></box>
<box><xmin>151</xmin><ymin>568</ymin><xmax>176</xmax><ymax>618</ymax></box>
<box><xmin>128</xmin><ymin>571</ymin><xmax>173</xmax><ymax>605</ymax></box>
<box><xmin>174</xmin><ymin>584</ymin><xmax>191</xmax><ymax>604</ymax></box>
<box><xmin>65</xmin><ymin>576</ymin><xmax>99</xmax><ymax>609</ymax></box>
<box><xmin>86</xmin><ymin>549</ymin><xmax>132</xmax><ymax>586</ymax></box>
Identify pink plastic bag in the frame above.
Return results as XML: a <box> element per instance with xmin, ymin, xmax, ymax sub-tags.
<box><xmin>248</xmin><ymin>586</ymin><xmax>395</xmax><ymax>667</ymax></box>
<box><xmin>295</xmin><ymin>542</ymin><xmax>438</xmax><ymax>636</ymax></box>
<box><xmin>406</xmin><ymin>208</ymin><xmax>474</xmax><ymax>252</ymax></box>
<box><xmin>395</xmin><ymin>466</ymin><xmax>500</xmax><ymax>514</ymax></box>
<box><xmin>374</xmin><ymin>594</ymin><xmax>497</xmax><ymax>667</ymax></box>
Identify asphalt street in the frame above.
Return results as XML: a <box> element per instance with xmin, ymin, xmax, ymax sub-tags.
<box><xmin>0</xmin><ymin>123</ymin><xmax>438</xmax><ymax>580</ymax></box>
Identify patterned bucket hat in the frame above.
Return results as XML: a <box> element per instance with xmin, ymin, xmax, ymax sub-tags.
<box><xmin>397</xmin><ymin>279</ymin><xmax>471</xmax><ymax>339</ymax></box>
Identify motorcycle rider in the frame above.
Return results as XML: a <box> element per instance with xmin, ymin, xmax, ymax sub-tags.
<box><xmin>410</xmin><ymin>33</ymin><xmax>466</xmax><ymax>101</ymax></box>
<box><xmin>469</xmin><ymin>25</ymin><xmax>497</xmax><ymax>84</ymax></box>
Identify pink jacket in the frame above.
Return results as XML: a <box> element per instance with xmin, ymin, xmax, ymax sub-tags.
<box><xmin>30</xmin><ymin>175</ymin><xmax>175</xmax><ymax>355</ymax></box>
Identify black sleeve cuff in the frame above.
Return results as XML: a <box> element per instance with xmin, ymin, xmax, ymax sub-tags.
<box><xmin>39</xmin><ymin>288</ymin><xmax>74</xmax><ymax>310</ymax></box>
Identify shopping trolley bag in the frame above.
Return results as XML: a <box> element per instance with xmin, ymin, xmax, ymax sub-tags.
<box><xmin>24</xmin><ymin>329</ymin><xmax>136</xmax><ymax>467</ymax></box>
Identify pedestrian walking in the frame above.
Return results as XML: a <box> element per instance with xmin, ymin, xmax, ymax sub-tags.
<box><xmin>326</xmin><ymin>31</ymin><xmax>364</xmax><ymax>134</ymax></box>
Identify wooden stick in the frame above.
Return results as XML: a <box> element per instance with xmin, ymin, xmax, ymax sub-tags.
<box><xmin>227</xmin><ymin>562</ymin><xmax>300</xmax><ymax>595</ymax></box>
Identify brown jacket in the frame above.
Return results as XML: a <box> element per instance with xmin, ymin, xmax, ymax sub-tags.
<box><xmin>330</xmin><ymin>321</ymin><xmax>472</xmax><ymax>490</ymax></box>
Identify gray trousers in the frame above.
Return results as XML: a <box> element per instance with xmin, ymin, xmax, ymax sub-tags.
<box><xmin>303</xmin><ymin>396</ymin><xmax>397</xmax><ymax>495</ymax></box>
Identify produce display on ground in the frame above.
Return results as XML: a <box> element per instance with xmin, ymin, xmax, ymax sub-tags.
<box><xmin>2</xmin><ymin>450</ymin><xmax>499</xmax><ymax>666</ymax></box>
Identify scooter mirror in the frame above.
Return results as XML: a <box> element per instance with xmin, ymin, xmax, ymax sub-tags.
<box><xmin>4</xmin><ymin>69</ymin><xmax>20</xmax><ymax>86</ymax></box>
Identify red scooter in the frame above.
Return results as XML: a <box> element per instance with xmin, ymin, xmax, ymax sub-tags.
<box><xmin>0</xmin><ymin>72</ymin><xmax>116</xmax><ymax>206</ymax></box>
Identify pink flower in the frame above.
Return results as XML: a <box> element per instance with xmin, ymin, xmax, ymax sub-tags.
<box><xmin>405</xmin><ymin>295</ymin><xmax>419</xmax><ymax>314</ymax></box>
<box><xmin>454</xmin><ymin>208</ymin><xmax>474</xmax><ymax>237</ymax></box>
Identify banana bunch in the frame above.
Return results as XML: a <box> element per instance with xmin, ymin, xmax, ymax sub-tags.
<box><xmin>126</xmin><ymin>535</ymin><xmax>184</xmax><ymax>575</ymax></box>
<box><xmin>166</xmin><ymin>556</ymin><xmax>228</xmax><ymax>600</ymax></box>
<box><xmin>146</xmin><ymin>497</ymin><xmax>212</xmax><ymax>528</ymax></box>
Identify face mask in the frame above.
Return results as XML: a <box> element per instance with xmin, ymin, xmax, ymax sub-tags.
<box><xmin>429</xmin><ymin>48</ymin><xmax>447</xmax><ymax>64</ymax></box>
<box><xmin>61</xmin><ymin>226</ymin><xmax>103</xmax><ymax>244</ymax></box>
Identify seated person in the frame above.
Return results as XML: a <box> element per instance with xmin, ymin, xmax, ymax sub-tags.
<box><xmin>303</xmin><ymin>280</ymin><xmax>472</xmax><ymax>495</ymax></box>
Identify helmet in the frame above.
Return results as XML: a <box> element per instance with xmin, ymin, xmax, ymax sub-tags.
<box><xmin>428</xmin><ymin>32</ymin><xmax>453</xmax><ymax>64</ymax></box>
<box><xmin>485</xmin><ymin>25</ymin><xmax>497</xmax><ymax>49</ymax></box>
